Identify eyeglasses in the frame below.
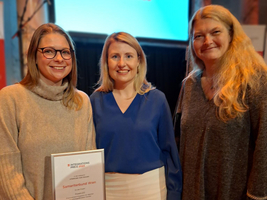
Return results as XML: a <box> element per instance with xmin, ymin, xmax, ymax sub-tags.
<box><xmin>38</xmin><ymin>47</ymin><xmax>73</xmax><ymax>60</ymax></box>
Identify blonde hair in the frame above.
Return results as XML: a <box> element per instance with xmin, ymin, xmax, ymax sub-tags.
<box><xmin>188</xmin><ymin>5</ymin><xmax>267</xmax><ymax>121</ymax></box>
<box><xmin>95</xmin><ymin>32</ymin><xmax>152</xmax><ymax>94</ymax></box>
<box><xmin>20</xmin><ymin>23</ymin><xmax>83</xmax><ymax>110</ymax></box>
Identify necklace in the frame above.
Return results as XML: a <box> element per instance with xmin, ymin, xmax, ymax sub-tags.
<box><xmin>202</xmin><ymin>68</ymin><xmax>216</xmax><ymax>90</ymax></box>
<box><xmin>201</xmin><ymin>77</ymin><xmax>215</xmax><ymax>100</ymax></box>
<box><xmin>202</xmin><ymin>77</ymin><xmax>214</xmax><ymax>90</ymax></box>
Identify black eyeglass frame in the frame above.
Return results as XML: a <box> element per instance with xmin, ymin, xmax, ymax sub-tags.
<box><xmin>38</xmin><ymin>47</ymin><xmax>74</xmax><ymax>60</ymax></box>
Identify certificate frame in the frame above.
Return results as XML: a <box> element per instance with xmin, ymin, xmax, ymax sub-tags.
<box><xmin>51</xmin><ymin>149</ymin><xmax>105</xmax><ymax>200</ymax></box>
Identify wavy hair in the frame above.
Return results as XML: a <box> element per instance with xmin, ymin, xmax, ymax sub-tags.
<box><xmin>20</xmin><ymin>23</ymin><xmax>83</xmax><ymax>110</ymax></box>
<box><xmin>95</xmin><ymin>32</ymin><xmax>153</xmax><ymax>94</ymax></box>
<box><xmin>188</xmin><ymin>5</ymin><xmax>267</xmax><ymax>121</ymax></box>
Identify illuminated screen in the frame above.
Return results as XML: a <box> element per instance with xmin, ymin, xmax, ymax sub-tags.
<box><xmin>54</xmin><ymin>0</ymin><xmax>189</xmax><ymax>42</ymax></box>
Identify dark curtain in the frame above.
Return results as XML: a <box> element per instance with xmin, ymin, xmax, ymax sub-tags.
<box><xmin>75</xmin><ymin>41</ymin><xmax>103</xmax><ymax>94</ymax></box>
<box><xmin>71</xmin><ymin>34</ymin><xmax>187</xmax><ymax>115</ymax></box>
<box><xmin>142</xmin><ymin>45</ymin><xmax>187</xmax><ymax>115</ymax></box>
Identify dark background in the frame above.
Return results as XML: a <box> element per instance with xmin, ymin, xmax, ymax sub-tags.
<box><xmin>70</xmin><ymin>32</ymin><xmax>188</xmax><ymax>116</ymax></box>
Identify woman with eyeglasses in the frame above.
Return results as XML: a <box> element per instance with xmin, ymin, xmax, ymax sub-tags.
<box><xmin>0</xmin><ymin>23</ymin><xmax>96</xmax><ymax>199</ymax></box>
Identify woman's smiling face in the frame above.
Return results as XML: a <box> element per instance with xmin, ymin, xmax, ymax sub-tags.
<box><xmin>193</xmin><ymin>18</ymin><xmax>231</xmax><ymax>67</ymax></box>
<box><xmin>107</xmin><ymin>41</ymin><xmax>140</xmax><ymax>89</ymax></box>
<box><xmin>36</xmin><ymin>33</ymin><xmax>72</xmax><ymax>86</ymax></box>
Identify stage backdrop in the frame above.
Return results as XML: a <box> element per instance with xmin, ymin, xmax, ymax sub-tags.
<box><xmin>0</xmin><ymin>1</ymin><xmax>6</xmax><ymax>89</ymax></box>
<box><xmin>70</xmin><ymin>33</ymin><xmax>187</xmax><ymax>115</ymax></box>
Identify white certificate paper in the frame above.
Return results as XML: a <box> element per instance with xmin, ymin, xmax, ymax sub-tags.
<box><xmin>51</xmin><ymin>149</ymin><xmax>105</xmax><ymax>200</ymax></box>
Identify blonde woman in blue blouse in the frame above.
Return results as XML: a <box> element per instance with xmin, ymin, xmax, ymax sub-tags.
<box><xmin>90</xmin><ymin>32</ymin><xmax>182</xmax><ymax>200</ymax></box>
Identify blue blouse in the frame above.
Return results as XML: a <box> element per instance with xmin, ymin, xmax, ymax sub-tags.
<box><xmin>90</xmin><ymin>89</ymin><xmax>182</xmax><ymax>200</ymax></box>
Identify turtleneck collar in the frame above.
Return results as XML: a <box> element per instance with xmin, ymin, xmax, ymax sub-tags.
<box><xmin>30</xmin><ymin>79</ymin><xmax>68</xmax><ymax>101</ymax></box>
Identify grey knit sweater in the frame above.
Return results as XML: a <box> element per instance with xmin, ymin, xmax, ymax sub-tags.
<box><xmin>0</xmin><ymin>80</ymin><xmax>96</xmax><ymax>200</ymax></box>
<box><xmin>177</xmin><ymin>73</ymin><xmax>267</xmax><ymax>200</ymax></box>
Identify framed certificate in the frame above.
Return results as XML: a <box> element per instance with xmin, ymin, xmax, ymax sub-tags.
<box><xmin>51</xmin><ymin>149</ymin><xmax>105</xmax><ymax>200</ymax></box>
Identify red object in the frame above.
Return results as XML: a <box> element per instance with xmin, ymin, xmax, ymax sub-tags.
<box><xmin>257</xmin><ymin>51</ymin><xmax>263</xmax><ymax>57</ymax></box>
<box><xmin>0</xmin><ymin>38</ymin><xmax>6</xmax><ymax>89</ymax></box>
